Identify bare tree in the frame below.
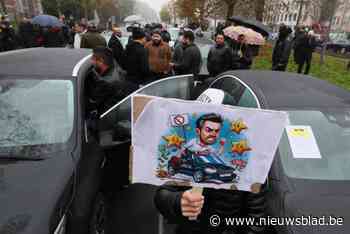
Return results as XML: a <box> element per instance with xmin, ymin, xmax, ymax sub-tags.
<box><xmin>255</xmin><ymin>0</ymin><xmax>266</xmax><ymax>21</ymax></box>
<box><xmin>0</xmin><ymin>0</ymin><xmax>7</xmax><ymax>14</ymax></box>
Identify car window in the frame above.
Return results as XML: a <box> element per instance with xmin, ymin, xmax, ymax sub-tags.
<box><xmin>209</xmin><ymin>75</ymin><xmax>260</xmax><ymax>108</ymax></box>
<box><xmin>279</xmin><ymin>109</ymin><xmax>350</xmax><ymax>181</ymax></box>
<box><xmin>0</xmin><ymin>79</ymin><xmax>74</xmax><ymax>157</ymax></box>
<box><xmin>98</xmin><ymin>75</ymin><xmax>194</xmax><ymax>147</ymax></box>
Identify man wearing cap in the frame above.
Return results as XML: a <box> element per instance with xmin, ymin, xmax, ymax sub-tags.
<box><xmin>145</xmin><ymin>30</ymin><xmax>172</xmax><ymax>80</ymax></box>
<box><xmin>124</xmin><ymin>27</ymin><xmax>151</xmax><ymax>85</ymax></box>
<box><xmin>108</xmin><ymin>26</ymin><xmax>125</xmax><ymax>69</ymax></box>
<box><xmin>80</xmin><ymin>23</ymin><xmax>106</xmax><ymax>49</ymax></box>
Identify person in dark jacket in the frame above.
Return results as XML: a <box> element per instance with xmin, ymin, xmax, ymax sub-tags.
<box><xmin>80</xmin><ymin>24</ymin><xmax>106</xmax><ymax>49</ymax></box>
<box><xmin>155</xmin><ymin>184</ymin><xmax>267</xmax><ymax>234</ymax></box>
<box><xmin>292</xmin><ymin>26</ymin><xmax>303</xmax><ymax>65</ymax></box>
<box><xmin>85</xmin><ymin>47</ymin><xmax>137</xmax><ymax>116</ymax></box>
<box><xmin>170</xmin><ymin>30</ymin><xmax>202</xmax><ymax>76</ymax></box>
<box><xmin>43</xmin><ymin>26</ymin><xmax>65</xmax><ymax>47</ymax></box>
<box><xmin>207</xmin><ymin>33</ymin><xmax>233</xmax><ymax>77</ymax></box>
<box><xmin>124</xmin><ymin>27</ymin><xmax>151</xmax><ymax>85</ymax></box>
<box><xmin>272</xmin><ymin>25</ymin><xmax>293</xmax><ymax>71</ymax></box>
<box><xmin>296</xmin><ymin>28</ymin><xmax>317</xmax><ymax>75</ymax></box>
<box><xmin>18</xmin><ymin>17</ymin><xmax>36</xmax><ymax>48</ymax></box>
<box><xmin>108</xmin><ymin>26</ymin><xmax>125</xmax><ymax>69</ymax></box>
<box><xmin>231</xmin><ymin>34</ymin><xmax>253</xmax><ymax>70</ymax></box>
<box><xmin>0</xmin><ymin>18</ymin><xmax>17</xmax><ymax>51</ymax></box>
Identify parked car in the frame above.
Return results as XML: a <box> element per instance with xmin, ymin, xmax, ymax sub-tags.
<box><xmin>326</xmin><ymin>39</ymin><xmax>350</xmax><ymax>54</ymax></box>
<box><xmin>0</xmin><ymin>48</ymin><xmax>118</xmax><ymax>234</ymax></box>
<box><xmin>167</xmin><ymin>150</ymin><xmax>237</xmax><ymax>183</ymax></box>
<box><xmin>100</xmin><ymin>70</ymin><xmax>350</xmax><ymax>234</ymax></box>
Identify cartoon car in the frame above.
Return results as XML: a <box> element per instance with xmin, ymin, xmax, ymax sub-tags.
<box><xmin>167</xmin><ymin>150</ymin><xmax>237</xmax><ymax>183</ymax></box>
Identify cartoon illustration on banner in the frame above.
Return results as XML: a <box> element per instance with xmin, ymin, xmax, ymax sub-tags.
<box><xmin>156</xmin><ymin>112</ymin><xmax>252</xmax><ymax>184</ymax></box>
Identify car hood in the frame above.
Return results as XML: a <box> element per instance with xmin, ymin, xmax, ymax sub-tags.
<box><xmin>284</xmin><ymin>179</ymin><xmax>350</xmax><ymax>234</ymax></box>
<box><xmin>0</xmin><ymin>151</ymin><xmax>74</xmax><ymax>234</ymax></box>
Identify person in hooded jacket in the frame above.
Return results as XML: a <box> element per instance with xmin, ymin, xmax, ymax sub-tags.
<box><xmin>272</xmin><ymin>25</ymin><xmax>293</xmax><ymax>71</ymax></box>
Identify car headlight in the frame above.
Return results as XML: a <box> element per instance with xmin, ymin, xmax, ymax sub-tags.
<box><xmin>204</xmin><ymin>167</ymin><xmax>217</xmax><ymax>174</ymax></box>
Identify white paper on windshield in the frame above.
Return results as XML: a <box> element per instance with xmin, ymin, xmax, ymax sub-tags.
<box><xmin>286</xmin><ymin>125</ymin><xmax>322</xmax><ymax>159</ymax></box>
<box><xmin>132</xmin><ymin>95</ymin><xmax>289</xmax><ymax>192</ymax></box>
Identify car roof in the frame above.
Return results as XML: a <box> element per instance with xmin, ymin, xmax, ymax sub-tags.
<box><xmin>225</xmin><ymin>70</ymin><xmax>350</xmax><ymax>109</ymax></box>
<box><xmin>0</xmin><ymin>48</ymin><xmax>92</xmax><ymax>78</ymax></box>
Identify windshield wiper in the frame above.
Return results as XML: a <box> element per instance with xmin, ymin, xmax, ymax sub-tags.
<box><xmin>0</xmin><ymin>151</ymin><xmax>46</xmax><ymax>161</ymax></box>
<box><xmin>0</xmin><ymin>155</ymin><xmax>45</xmax><ymax>161</ymax></box>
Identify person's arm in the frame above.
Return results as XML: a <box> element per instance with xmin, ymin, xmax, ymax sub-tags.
<box><xmin>224</xmin><ymin>47</ymin><xmax>233</xmax><ymax>71</ymax></box>
<box><xmin>154</xmin><ymin>185</ymin><xmax>204</xmax><ymax>222</ymax></box>
<box><xmin>245</xmin><ymin>184</ymin><xmax>268</xmax><ymax>234</ymax></box>
<box><xmin>207</xmin><ymin>48</ymin><xmax>213</xmax><ymax>75</ymax></box>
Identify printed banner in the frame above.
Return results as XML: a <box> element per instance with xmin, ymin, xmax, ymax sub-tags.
<box><xmin>132</xmin><ymin>95</ymin><xmax>288</xmax><ymax>191</ymax></box>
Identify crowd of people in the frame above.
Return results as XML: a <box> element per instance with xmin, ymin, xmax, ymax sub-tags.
<box><xmin>272</xmin><ymin>24</ymin><xmax>320</xmax><ymax>74</ymax></box>
<box><xmin>0</xmin><ymin>15</ymin><xmax>74</xmax><ymax>51</ymax></box>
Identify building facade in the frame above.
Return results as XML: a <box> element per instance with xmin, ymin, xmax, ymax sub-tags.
<box><xmin>264</xmin><ymin>0</ymin><xmax>350</xmax><ymax>33</ymax></box>
<box><xmin>1</xmin><ymin>0</ymin><xmax>43</xmax><ymax>20</ymax></box>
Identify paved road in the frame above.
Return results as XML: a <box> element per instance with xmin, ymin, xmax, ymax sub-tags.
<box><xmin>105</xmin><ymin>183</ymin><xmax>160</xmax><ymax>234</ymax></box>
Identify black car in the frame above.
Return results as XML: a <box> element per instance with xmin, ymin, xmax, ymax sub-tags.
<box><xmin>167</xmin><ymin>150</ymin><xmax>237</xmax><ymax>183</ymax></box>
<box><xmin>97</xmin><ymin>70</ymin><xmax>350</xmax><ymax>234</ymax></box>
<box><xmin>0</xmin><ymin>48</ymin><xmax>131</xmax><ymax>234</ymax></box>
<box><xmin>326</xmin><ymin>40</ymin><xmax>350</xmax><ymax>54</ymax></box>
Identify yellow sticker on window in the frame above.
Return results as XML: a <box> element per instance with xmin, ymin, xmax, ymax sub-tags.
<box><xmin>289</xmin><ymin>128</ymin><xmax>310</xmax><ymax>138</ymax></box>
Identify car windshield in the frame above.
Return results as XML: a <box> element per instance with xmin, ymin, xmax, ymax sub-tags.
<box><xmin>279</xmin><ymin>109</ymin><xmax>350</xmax><ymax>181</ymax></box>
<box><xmin>0</xmin><ymin>79</ymin><xmax>75</xmax><ymax>158</ymax></box>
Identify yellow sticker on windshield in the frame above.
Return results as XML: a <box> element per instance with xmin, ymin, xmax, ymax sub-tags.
<box><xmin>289</xmin><ymin>128</ymin><xmax>310</xmax><ymax>138</ymax></box>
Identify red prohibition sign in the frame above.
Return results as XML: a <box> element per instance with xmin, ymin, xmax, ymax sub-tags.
<box><xmin>174</xmin><ymin>115</ymin><xmax>185</xmax><ymax>125</ymax></box>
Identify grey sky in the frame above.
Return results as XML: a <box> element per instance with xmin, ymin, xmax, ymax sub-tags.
<box><xmin>140</xmin><ymin>0</ymin><xmax>168</xmax><ymax>14</ymax></box>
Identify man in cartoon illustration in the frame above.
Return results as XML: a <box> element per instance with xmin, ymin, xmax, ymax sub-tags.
<box><xmin>182</xmin><ymin>113</ymin><xmax>225</xmax><ymax>157</ymax></box>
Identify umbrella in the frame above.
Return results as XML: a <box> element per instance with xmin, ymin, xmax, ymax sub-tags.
<box><xmin>229</xmin><ymin>16</ymin><xmax>271</xmax><ymax>38</ymax></box>
<box><xmin>124</xmin><ymin>15</ymin><xmax>144</xmax><ymax>23</ymax></box>
<box><xmin>31</xmin><ymin>14</ymin><xmax>64</xmax><ymax>27</ymax></box>
<box><xmin>223</xmin><ymin>26</ymin><xmax>265</xmax><ymax>45</ymax></box>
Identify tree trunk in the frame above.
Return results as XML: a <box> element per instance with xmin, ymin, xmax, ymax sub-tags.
<box><xmin>255</xmin><ymin>0</ymin><xmax>265</xmax><ymax>21</ymax></box>
<box><xmin>320</xmin><ymin>43</ymin><xmax>326</xmax><ymax>65</ymax></box>
<box><xmin>296</xmin><ymin>0</ymin><xmax>304</xmax><ymax>26</ymax></box>
<box><xmin>0</xmin><ymin>0</ymin><xmax>7</xmax><ymax>14</ymax></box>
<box><xmin>226</xmin><ymin>2</ymin><xmax>234</xmax><ymax>20</ymax></box>
<box><xmin>83</xmin><ymin>0</ymin><xmax>89</xmax><ymax>19</ymax></box>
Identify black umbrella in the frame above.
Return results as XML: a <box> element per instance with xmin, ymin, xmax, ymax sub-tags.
<box><xmin>229</xmin><ymin>16</ymin><xmax>271</xmax><ymax>38</ymax></box>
